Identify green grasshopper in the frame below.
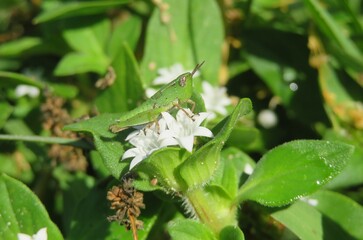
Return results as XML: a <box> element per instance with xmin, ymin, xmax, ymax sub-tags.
<box><xmin>109</xmin><ymin>62</ymin><xmax>204</xmax><ymax>133</ymax></box>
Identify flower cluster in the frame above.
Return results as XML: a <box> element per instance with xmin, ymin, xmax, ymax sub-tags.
<box><xmin>122</xmin><ymin>108</ymin><xmax>213</xmax><ymax>170</ymax></box>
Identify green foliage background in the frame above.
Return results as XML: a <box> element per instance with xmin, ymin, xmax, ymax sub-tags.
<box><xmin>0</xmin><ymin>0</ymin><xmax>363</xmax><ymax>239</ymax></box>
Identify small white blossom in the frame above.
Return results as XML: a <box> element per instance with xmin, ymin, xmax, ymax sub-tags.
<box><xmin>122</xmin><ymin>108</ymin><xmax>213</xmax><ymax>169</ymax></box>
<box><xmin>123</xmin><ymin>119</ymin><xmax>175</xmax><ymax>170</ymax></box>
<box><xmin>17</xmin><ymin>227</ymin><xmax>47</xmax><ymax>240</ymax></box>
<box><xmin>15</xmin><ymin>85</ymin><xmax>40</xmax><ymax>98</ymax></box>
<box><xmin>161</xmin><ymin>109</ymin><xmax>213</xmax><ymax>152</ymax></box>
<box><xmin>201</xmin><ymin>81</ymin><xmax>231</xmax><ymax>120</ymax></box>
<box><xmin>257</xmin><ymin>109</ymin><xmax>278</xmax><ymax>129</ymax></box>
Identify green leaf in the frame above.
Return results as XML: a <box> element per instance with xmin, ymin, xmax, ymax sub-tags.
<box><xmin>237</xmin><ymin>140</ymin><xmax>353</xmax><ymax>206</ymax></box>
<box><xmin>140</xmin><ymin>0</ymin><xmax>193</xmax><ymax>85</ymax></box>
<box><xmin>310</xmin><ymin>190</ymin><xmax>363</xmax><ymax>239</ymax></box>
<box><xmin>189</xmin><ymin>0</ymin><xmax>224</xmax><ymax>85</ymax></box>
<box><xmin>0</xmin><ymin>71</ymin><xmax>44</xmax><ymax>89</ymax></box>
<box><xmin>0</xmin><ymin>174</ymin><xmax>63</xmax><ymax>240</ymax></box>
<box><xmin>304</xmin><ymin>0</ymin><xmax>363</xmax><ymax>62</ymax></box>
<box><xmin>137</xmin><ymin>148</ymin><xmax>191</xmax><ymax>192</ymax></box>
<box><xmin>167</xmin><ymin>219</ymin><xmax>217</xmax><ymax>240</ymax></box>
<box><xmin>271</xmin><ymin>200</ymin><xmax>356</xmax><ymax>240</ymax></box>
<box><xmin>179</xmin><ymin>98</ymin><xmax>252</xmax><ymax>190</ymax></box>
<box><xmin>34</xmin><ymin>1</ymin><xmax>130</xmax><ymax>24</ymax></box>
<box><xmin>64</xmin><ymin>113</ymin><xmax>128</xmax><ymax>179</ymax></box>
<box><xmin>0</xmin><ymin>37</ymin><xmax>43</xmax><ymax>57</ymax></box>
<box><xmin>141</xmin><ymin>0</ymin><xmax>224</xmax><ymax>85</ymax></box>
<box><xmin>323</xmin><ymin>130</ymin><xmax>363</xmax><ymax>189</ymax></box>
<box><xmin>0</xmin><ymin>102</ymin><xmax>13</xmax><ymax>129</ymax></box>
<box><xmin>62</xmin><ymin>18</ymin><xmax>110</xmax><ymax>56</ymax></box>
<box><xmin>271</xmin><ymin>201</ymin><xmax>323</xmax><ymax>240</ymax></box>
<box><xmin>107</xmin><ymin>15</ymin><xmax>142</xmax><ymax>61</ymax></box>
<box><xmin>54</xmin><ymin>52</ymin><xmax>109</xmax><ymax>76</ymax></box>
<box><xmin>216</xmin><ymin>147</ymin><xmax>256</xmax><ymax>197</ymax></box>
<box><xmin>219</xmin><ymin>226</ymin><xmax>245</xmax><ymax>240</ymax></box>
<box><xmin>95</xmin><ymin>43</ymin><xmax>144</xmax><ymax>113</ymax></box>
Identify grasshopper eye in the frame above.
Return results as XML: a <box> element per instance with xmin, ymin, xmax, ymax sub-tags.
<box><xmin>179</xmin><ymin>75</ymin><xmax>187</xmax><ymax>87</ymax></box>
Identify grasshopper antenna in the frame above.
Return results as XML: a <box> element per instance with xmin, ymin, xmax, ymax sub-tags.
<box><xmin>191</xmin><ymin>61</ymin><xmax>205</xmax><ymax>77</ymax></box>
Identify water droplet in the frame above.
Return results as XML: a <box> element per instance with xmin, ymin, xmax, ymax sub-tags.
<box><xmin>316</xmin><ymin>180</ymin><xmax>321</xmax><ymax>185</ymax></box>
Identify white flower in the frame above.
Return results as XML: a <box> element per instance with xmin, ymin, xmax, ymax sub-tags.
<box><xmin>152</xmin><ymin>63</ymin><xmax>200</xmax><ymax>85</ymax></box>
<box><xmin>257</xmin><ymin>109</ymin><xmax>278</xmax><ymax>129</ymax></box>
<box><xmin>122</xmin><ymin>108</ymin><xmax>214</xmax><ymax>169</ymax></box>
<box><xmin>201</xmin><ymin>81</ymin><xmax>231</xmax><ymax>120</ymax></box>
<box><xmin>15</xmin><ymin>85</ymin><xmax>40</xmax><ymax>98</ymax></box>
<box><xmin>161</xmin><ymin>109</ymin><xmax>213</xmax><ymax>152</ymax></box>
<box><xmin>122</xmin><ymin>119</ymin><xmax>175</xmax><ymax>170</ymax></box>
<box><xmin>17</xmin><ymin>227</ymin><xmax>47</xmax><ymax>240</ymax></box>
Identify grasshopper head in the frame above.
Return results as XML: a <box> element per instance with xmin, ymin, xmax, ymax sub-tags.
<box><xmin>177</xmin><ymin>61</ymin><xmax>205</xmax><ymax>87</ymax></box>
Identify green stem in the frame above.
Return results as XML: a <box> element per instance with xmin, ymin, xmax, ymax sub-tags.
<box><xmin>185</xmin><ymin>188</ymin><xmax>237</xmax><ymax>234</ymax></box>
<box><xmin>0</xmin><ymin>134</ymin><xmax>93</xmax><ymax>149</ymax></box>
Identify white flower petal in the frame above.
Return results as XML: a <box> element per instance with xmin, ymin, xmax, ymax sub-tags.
<box><xmin>178</xmin><ymin>136</ymin><xmax>194</xmax><ymax>152</ymax></box>
<box><xmin>17</xmin><ymin>228</ymin><xmax>47</xmax><ymax>240</ymax></box>
<box><xmin>193</xmin><ymin>127</ymin><xmax>213</xmax><ymax>138</ymax></box>
<box><xmin>122</xmin><ymin>148</ymin><xmax>140</xmax><ymax>160</ymax></box>
<box><xmin>201</xmin><ymin>81</ymin><xmax>231</xmax><ymax>120</ymax></box>
<box><xmin>15</xmin><ymin>85</ymin><xmax>40</xmax><ymax>98</ymax></box>
<box><xmin>17</xmin><ymin>234</ymin><xmax>32</xmax><ymax>240</ymax></box>
<box><xmin>129</xmin><ymin>155</ymin><xmax>145</xmax><ymax>170</ymax></box>
<box><xmin>33</xmin><ymin>228</ymin><xmax>47</xmax><ymax>240</ymax></box>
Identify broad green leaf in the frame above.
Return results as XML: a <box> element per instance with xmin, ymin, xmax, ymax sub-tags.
<box><xmin>0</xmin><ymin>174</ymin><xmax>63</xmax><ymax>240</ymax></box>
<box><xmin>0</xmin><ymin>37</ymin><xmax>43</xmax><ymax>57</ymax></box>
<box><xmin>271</xmin><ymin>201</ymin><xmax>323</xmax><ymax>240</ymax></box>
<box><xmin>219</xmin><ymin>226</ymin><xmax>245</xmax><ymax>240</ymax></box>
<box><xmin>107</xmin><ymin>15</ymin><xmax>142</xmax><ymax>61</ymax></box>
<box><xmin>67</xmin><ymin>180</ymin><xmax>159</xmax><ymax>240</ymax></box>
<box><xmin>34</xmin><ymin>1</ymin><xmax>129</xmax><ymax>24</ymax></box>
<box><xmin>54</xmin><ymin>52</ymin><xmax>109</xmax><ymax>76</ymax></box>
<box><xmin>141</xmin><ymin>0</ymin><xmax>224</xmax><ymax>86</ymax></box>
<box><xmin>62</xmin><ymin>18</ymin><xmax>110</xmax><ymax>56</ymax></box>
<box><xmin>64</xmin><ymin>113</ymin><xmax>128</xmax><ymax>179</ymax></box>
<box><xmin>189</xmin><ymin>0</ymin><xmax>224</xmax><ymax>85</ymax></box>
<box><xmin>271</xmin><ymin>200</ymin><xmax>356</xmax><ymax>240</ymax></box>
<box><xmin>310</xmin><ymin>190</ymin><xmax>363</xmax><ymax>239</ymax></box>
<box><xmin>179</xmin><ymin>98</ymin><xmax>252</xmax><ymax>190</ymax></box>
<box><xmin>323</xmin><ymin>130</ymin><xmax>363</xmax><ymax>189</ymax></box>
<box><xmin>95</xmin><ymin>43</ymin><xmax>144</xmax><ymax>113</ymax></box>
<box><xmin>140</xmin><ymin>0</ymin><xmax>194</xmax><ymax>85</ymax></box>
<box><xmin>237</xmin><ymin>140</ymin><xmax>353</xmax><ymax>206</ymax></box>
<box><xmin>167</xmin><ymin>219</ymin><xmax>216</xmax><ymax>240</ymax></box>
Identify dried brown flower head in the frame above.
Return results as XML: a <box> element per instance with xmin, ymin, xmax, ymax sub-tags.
<box><xmin>107</xmin><ymin>179</ymin><xmax>145</xmax><ymax>240</ymax></box>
